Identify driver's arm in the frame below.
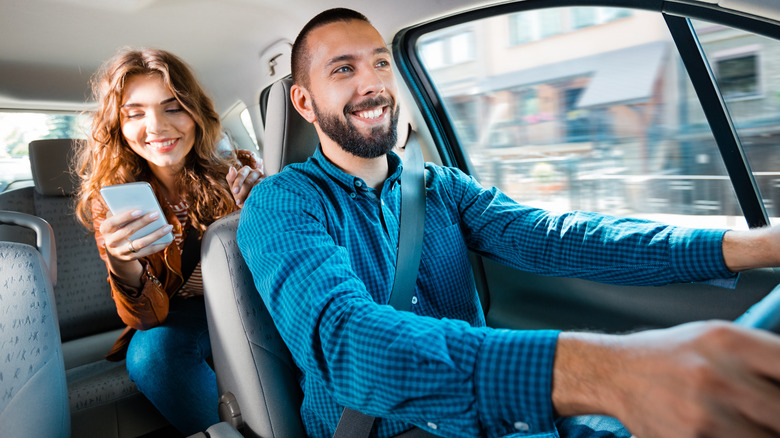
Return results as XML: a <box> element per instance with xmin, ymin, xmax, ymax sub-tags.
<box><xmin>722</xmin><ymin>226</ymin><xmax>780</xmax><ymax>272</ymax></box>
<box><xmin>552</xmin><ymin>322</ymin><xmax>780</xmax><ymax>437</ymax></box>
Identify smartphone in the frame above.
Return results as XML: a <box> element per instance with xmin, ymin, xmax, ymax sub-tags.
<box><xmin>100</xmin><ymin>182</ymin><xmax>174</xmax><ymax>246</ymax></box>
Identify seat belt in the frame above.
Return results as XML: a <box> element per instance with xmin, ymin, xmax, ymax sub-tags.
<box><xmin>388</xmin><ymin>128</ymin><xmax>426</xmax><ymax>312</ymax></box>
<box><xmin>332</xmin><ymin>129</ymin><xmax>434</xmax><ymax>438</ymax></box>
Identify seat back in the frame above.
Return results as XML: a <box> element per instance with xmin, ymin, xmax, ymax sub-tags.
<box><xmin>0</xmin><ymin>139</ymin><xmax>122</xmax><ymax>342</ymax></box>
<box><xmin>0</xmin><ymin>211</ymin><xmax>70</xmax><ymax>437</ymax></box>
<box><xmin>262</xmin><ymin>77</ymin><xmax>320</xmax><ymax>176</ymax></box>
<box><xmin>0</xmin><ymin>139</ymin><xmax>169</xmax><ymax>438</ymax></box>
<box><xmin>202</xmin><ymin>77</ymin><xmax>318</xmax><ymax>437</ymax></box>
<box><xmin>202</xmin><ymin>211</ymin><xmax>306</xmax><ymax>438</ymax></box>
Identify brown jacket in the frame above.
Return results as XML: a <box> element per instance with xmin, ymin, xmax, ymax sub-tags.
<box><xmin>93</xmin><ymin>151</ymin><xmax>261</xmax><ymax>361</ymax></box>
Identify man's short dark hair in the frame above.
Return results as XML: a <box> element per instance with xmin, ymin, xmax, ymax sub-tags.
<box><xmin>291</xmin><ymin>8</ymin><xmax>371</xmax><ymax>88</ymax></box>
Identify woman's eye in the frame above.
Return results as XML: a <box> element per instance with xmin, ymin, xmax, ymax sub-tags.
<box><xmin>126</xmin><ymin>112</ymin><xmax>144</xmax><ymax>119</ymax></box>
<box><xmin>166</xmin><ymin>108</ymin><xmax>184</xmax><ymax>114</ymax></box>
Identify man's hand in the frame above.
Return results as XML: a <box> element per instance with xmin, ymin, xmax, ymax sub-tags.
<box><xmin>553</xmin><ymin>321</ymin><xmax>780</xmax><ymax>437</ymax></box>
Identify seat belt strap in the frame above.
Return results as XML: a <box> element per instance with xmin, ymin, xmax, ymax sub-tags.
<box><xmin>332</xmin><ymin>129</ymin><xmax>431</xmax><ymax>438</ymax></box>
<box><xmin>388</xmin><ymin>129</ymin><xmax>425</xmax><ymax>311</ymax></box>
<box><xmin>333</xmin><ymin>406</ymin><xmax>377</xmax><ymax>438</ymax></box>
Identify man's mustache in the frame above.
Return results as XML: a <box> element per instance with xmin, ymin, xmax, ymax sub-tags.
<box><xmin>344</xmin><ymin>96</ymin><xmax>395</xmax><ymax>115</ymax></box>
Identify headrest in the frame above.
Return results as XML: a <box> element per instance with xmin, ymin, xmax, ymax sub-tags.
<box><xmin>263</xmin><ymin>77</ymin><xmax>319</xmax><ymax>176</ymax></box>
<box><xmin>0</xmin><ymin>211</ymin><xmax>57</xmax><ymax>286</ymax></box>
<box><xmin>29</xmin><ymin>138</ymin><xmax>77</xmax><ymax>196</ymax></box>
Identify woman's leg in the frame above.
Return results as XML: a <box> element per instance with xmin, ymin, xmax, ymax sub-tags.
<box><xmin>125</xmin><ymin>297</ymin><xmax>219</xmax><ymax>435</ymax></box>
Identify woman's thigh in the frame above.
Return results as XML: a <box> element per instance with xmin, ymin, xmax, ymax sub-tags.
<box><xmin>125</xmin><ymin>297</ymin><xmax>212</xmax><ymax>381</ymax></box>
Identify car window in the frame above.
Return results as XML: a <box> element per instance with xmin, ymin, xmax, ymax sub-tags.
<box><xmin>0</xmin><ymin>111</ymin><xmax>88</xmax><ymax>192</ymax></box>
<box><xmin>691</xmin><ymin>20</ymin><xmax>780</xmax><ymax>224</ymax></box>
<box><xmin>415</xmin><ymin>6</ymin><xmax>776</xmax><ymax>231</ymax></box>
<box><xmin>239</xmin><ymin>107</ymin><xmax>259</xmax><ymax>148</ymax></box>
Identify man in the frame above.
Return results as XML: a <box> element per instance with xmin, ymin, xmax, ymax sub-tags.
<box><xmin>238</xmin><ymin>8</ymin><xmax>780</xmax><ymax>438</ymax></box>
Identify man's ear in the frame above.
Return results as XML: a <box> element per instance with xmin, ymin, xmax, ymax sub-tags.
<box><xmin>290</xmin><ymin>84</ymin><xmax>316</xmax><ymax>124</ymax></box>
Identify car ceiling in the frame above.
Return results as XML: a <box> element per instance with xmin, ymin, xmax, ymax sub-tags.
<box><xmin>1</xmin><ymin>0</ymin><xmax>776</xmax><ymax>115</ymax></box>
<box><xmin>0</xmin><ymin>0</ymin><xmax>488</xmax><ymax>114</ymax></box>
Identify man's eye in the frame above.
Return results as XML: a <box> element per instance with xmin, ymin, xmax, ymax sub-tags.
<box><xmin>333</xmin><ymin>65</ymin><xmax>352</xmax><ymax>74</ymax></box>
<box><xmin>376</xmin><ymin>60</ymin><xmax>390</xmax><ymax>68</ymax></box>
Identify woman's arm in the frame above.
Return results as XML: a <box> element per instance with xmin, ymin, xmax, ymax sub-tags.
<box><xmin>91</xmin><ymin>199</ymin><xmax>175</xmax><ymax>329</ymax></box>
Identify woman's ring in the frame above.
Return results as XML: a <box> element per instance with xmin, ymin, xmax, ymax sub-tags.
<box><xmin>128</xmin><ymin>240</ymin><xmax>138</xmax><ymax>253</ymax></box>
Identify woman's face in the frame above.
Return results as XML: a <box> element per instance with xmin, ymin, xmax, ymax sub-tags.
<box><xmin>119</xmin><ymin>74</ymin><xmax>196</xmax><ymax>176</ymax></box>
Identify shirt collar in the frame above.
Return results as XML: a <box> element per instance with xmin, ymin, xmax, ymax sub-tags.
<box><xmin>311</xmin><ymin>145</ymin><xmax>404</xmax><ymax>193</ymax></box>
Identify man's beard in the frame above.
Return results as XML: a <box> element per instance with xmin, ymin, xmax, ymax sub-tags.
<box><xmin>312</xmin><ymin>95</ymin><xmax>399</xmax><ymax>159</ymax></box>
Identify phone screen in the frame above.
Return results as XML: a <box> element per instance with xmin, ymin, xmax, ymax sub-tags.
<box><xmin>100</xmin><ymin>182</ymin><xmax>174</xmax><ymax>246</ymax></box>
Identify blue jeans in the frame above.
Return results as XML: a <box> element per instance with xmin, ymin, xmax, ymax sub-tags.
<box><xmin>126</xmin><ymin>296</ymin><xmax>219</xmax><ymax>435</ymax></box>
<box><xmin>556</xmin><ymin>415</ymin><xmax>632</xmax><ymax>438</ymax></box>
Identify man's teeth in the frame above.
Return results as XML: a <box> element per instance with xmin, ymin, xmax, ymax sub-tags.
<box><xmin>357</xmin><ymin>108</ymin><xmax>382</xmax><ymax>119</ymax></box>
<box><xmin>148</xmin><ymin>139</ymin><xmax>176</xmax><ymax>148</ymax></box>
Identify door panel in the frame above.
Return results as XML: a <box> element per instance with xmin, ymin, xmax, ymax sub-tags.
<box><xmin>482</xmin><ymin>261</ymin><xmax>778</xmax><ymax>332</ymax></box>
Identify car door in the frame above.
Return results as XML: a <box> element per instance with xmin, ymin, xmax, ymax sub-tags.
<box><xmin>393</xmin><ymin>0</ymin><xmax>780</xmax><ymax>333</ymax></box>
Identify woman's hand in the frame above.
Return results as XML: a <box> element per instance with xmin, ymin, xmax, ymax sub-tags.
<box><xmin>100</xmin><ymin>209</ymin><xmax>174</xmax><ymax>287</ymax></box>
<box><xmin>101</xmin><ymin>209</ymin><xmax>174</xmax><ymax>261</ymax></box>
<box><xmin>227</xmin><ymin>165</ymin><xmax>263</xmax><ymax>207</ymax></box>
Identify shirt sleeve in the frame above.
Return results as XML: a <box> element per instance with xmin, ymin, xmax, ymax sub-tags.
<box><xmin>431</xmin><ymin>166</ymin><xmax>735</xmax><ymax>286</ymax></box>
<box><xmin>238</xmin><ymin>175</ymin><xmax>560</xmax><ymax>437</ymax></box>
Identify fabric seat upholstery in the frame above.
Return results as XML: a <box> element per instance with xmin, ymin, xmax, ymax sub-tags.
<box><xmin>0</xmin><ymin>139</ymin><xmax>168</xmax><ymax>437</ymax></box>
<box><xmin>0</xmin><ymin>211</ymin><xmax>70</xmax><ymax>437</ymax></box>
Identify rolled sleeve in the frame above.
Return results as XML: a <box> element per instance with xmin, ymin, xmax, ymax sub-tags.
<box><xmin>670</xmin><ymin>227</ymin><xmax>737</xmax><ymax>287</ymax></box>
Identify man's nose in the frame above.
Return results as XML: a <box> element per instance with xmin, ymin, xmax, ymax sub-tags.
<box><xmin>356</xmin><ymin>66</ymin><xmax>386</xmax><ymax>96</ymax></box>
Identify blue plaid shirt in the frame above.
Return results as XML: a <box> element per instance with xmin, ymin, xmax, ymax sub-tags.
<box><xmin>237</xmin><ymin>147</ymin><xmax>733</xmax><ymax>438</ymax></box>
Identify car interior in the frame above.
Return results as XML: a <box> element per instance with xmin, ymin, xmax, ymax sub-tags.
<box><xmin>2</xmin><ymin>0</ymin><xmax>780</xmax><ymax>437</ymax></box>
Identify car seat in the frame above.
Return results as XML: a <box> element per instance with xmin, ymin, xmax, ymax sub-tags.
<box><xmin>0</xmin><ymin>139</ymin><xmax>169</xmax><ymax>437</ymax></box>
<box><xmin>201</xmin><ymin>77</ymin><xmax>316</xmax><ymax>437</ymax></box>
<box><xmin>0</xmin><ymin>211</ymin><xmax>69</xmax><ymax>437</ymax></box>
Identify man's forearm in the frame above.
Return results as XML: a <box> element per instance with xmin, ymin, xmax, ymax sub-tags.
<box><xmin>722</xmin><ymin>227</ymin><xmax>780</xmax><ymax>272</ymax></box>
<box><xmin>552</xmin><ymin>322</ymin><xmax>780</xmax><ymax>437</ymax></box>
<box><xmin>551</xmin><ymin>332</ymin><xmax>624</xmax><ymax>418</ymax></box>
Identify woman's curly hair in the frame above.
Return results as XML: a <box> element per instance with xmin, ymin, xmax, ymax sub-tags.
<box><xmin>74</xmin><ymin>48</ymin><xmax>239</xmax><ymax>235</ymax></box>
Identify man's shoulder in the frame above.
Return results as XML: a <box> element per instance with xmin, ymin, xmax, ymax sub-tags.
<box><xmin>424</xmin><ymin>162</ymin><xmax>476</xmax><ymax>187</ymax></box>
<box><xmin>255</xmin><ymin>161</ymin><xmax>323</xmax><ymax>196</ymax></box>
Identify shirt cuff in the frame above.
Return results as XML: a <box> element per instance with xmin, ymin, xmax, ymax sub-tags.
<box><xmin>670</xmin><ymin>227</ymin><xmax>736</xmax><ymax>284</ymax></box>
<box><xmin>475</xmin><ymin>329</ymin><xmax>559</xmax><ymax>437</ymax></box>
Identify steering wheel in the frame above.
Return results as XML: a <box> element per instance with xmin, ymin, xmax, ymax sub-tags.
<box><xmin>734</xmin><ymin>283</ymin><xmax>780</xmax><ymax>333</ymax></box>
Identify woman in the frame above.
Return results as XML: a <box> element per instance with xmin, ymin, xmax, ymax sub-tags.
<box><xmin>74</xmin><ymin>48</ymin><xmax>263</xmax><ymax>435</ymax></box>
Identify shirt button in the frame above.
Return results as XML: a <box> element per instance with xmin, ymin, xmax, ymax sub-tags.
<box><xmin>349</xmin><ymin>192</ymin><xmax>356</xmax><ymax>199</ymax></box>
<box><xmin>426</xmin><ymin>422</ymin><xmax>437</xmax><ymax>430</ymax></box>
<box><xmin>354</xmin><ymin>180</ymin><xmax>363</xmax><ymax>187</ymax></box>
<box><xmin>411</xmin><ymin>296</ymin><xmax>418</xmax><ymax>305</ymax></box>
<box><xmin>514</xmin><ymin>421</ymin><xmax>530</xmax><ymax>432</ymax></box>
